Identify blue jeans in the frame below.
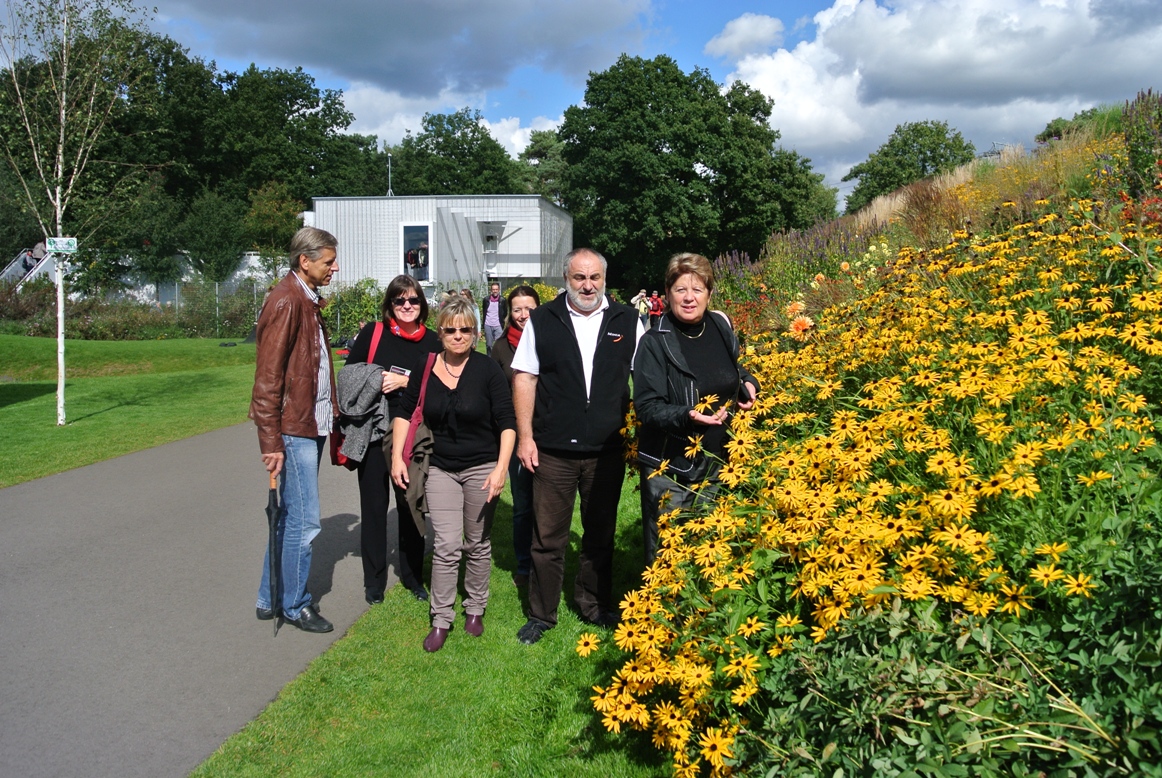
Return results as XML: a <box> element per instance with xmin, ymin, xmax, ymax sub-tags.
<box><xmin>257</xmin><ymin>435</ymin><xmax>325</xmax><ymax>619</ymax></box>
<box><xmin>509</xmin><ymin>458</ymin><xmax>534</xmax><ymax>576</ymax></box>
<box><xmin>484</xmin><ymin>324</ymin><xmax>504</xmax><ymax>355</ymax></box>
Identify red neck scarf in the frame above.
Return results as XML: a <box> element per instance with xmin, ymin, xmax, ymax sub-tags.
<box><xmin>389</xmin><ymin>318</ymin><xmax>427</xmax><ymax>342</ymax></box>
<box><xmin>505</xmin><ymin>325</ymin><xmax>523</xmax><ymax>349</ymax></box>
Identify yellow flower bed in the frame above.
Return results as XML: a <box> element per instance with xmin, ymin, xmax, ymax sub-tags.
<box><xmin>590</xmin><ymin>145</ymin><xmax>1162</xmax><ymax>774</ymax></box>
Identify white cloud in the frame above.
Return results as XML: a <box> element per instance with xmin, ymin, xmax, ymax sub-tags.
<box><xmin>704</xmin><ymin>13</ymin><xmax>784</xmax><ymax>61</ymax></box>
<box><xmin>720</xmin><ymin>0</ymin><xmax>1162</xmax><ymax>193</ymax></box>
<box><xmin>481</xmin><ymin>115</ymin><xmax>564</xmax><ymax>158</ymax></box>
<box><xmin>343</xmin><ymin>81</ymin><xmax>561</xmax><ymax>157</ymax></box>
<box><xmin>343</xmin><ymin>83</ymin><xmax>484</xmax><ymax>146</ymax></box>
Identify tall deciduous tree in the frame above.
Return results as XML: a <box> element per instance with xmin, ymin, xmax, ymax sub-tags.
<box><xmin>0</xmin><ymin>0</ymin><xmax>152</xmax><ymax>424</ymax></box>
<box><xmin>114</xmin><ymin>177</ymin><xmax>185</xmax><ymax>296</ymax></box>
<box><xmin>180</xmin><ymin>189</ymin><xmax>246</xmax><ymax>282</ymax></box>
<box><xmin>558</xmin><ymin>54</ymin><xmax>829</xmax><ymax>288</ymax></box>
<box><xmin>842</xmin><ymin>120</ymin><xmax>975</xmax><ymax>214</ymax></box>
<box><xmin>207</xmin><ymin>65</ymin><xmax>354</xmax><ymax>203</ymax></box>
<box><xmin>390</xmin><ymin>108</ymin><xmax>522</xmax><ymax>195</ymax></box>
<box><xmin>518</xmin><ymin>128</ymin><xmax>566</xmax><ymax>204</ymax></box>
<box><xmin>243</xmin><ymin>180</ymin><xmax>302</xmax><ymax>280</ymax></box>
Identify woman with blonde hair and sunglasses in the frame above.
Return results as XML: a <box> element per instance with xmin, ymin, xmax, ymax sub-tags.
<box><xmin>391</xmin><ymin>297</ymin><xmax>516</xmax><ymax>652</ymax></box>
<box><xmin>345</xmin><ymin>275</ymin><xmax>439</xmax><ymax>605</ymax></box>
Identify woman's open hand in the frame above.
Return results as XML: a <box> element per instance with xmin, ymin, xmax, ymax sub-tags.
<box><xmin>689</xmin><ymin>406</ymin><xmax>728</xmax><ymax>426</ymax></box>
<box><xmin>482</xmin><ymin>465</ymin><xmax>507</xmax><ymax>501</ymax></box>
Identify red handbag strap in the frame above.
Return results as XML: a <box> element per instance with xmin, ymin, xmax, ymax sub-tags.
<box><xmin>416</xmin><ymin>352</ymin><xmax>438</xmax><ymax>412</ymax></box>
<box><xmin>368</xmin><ymin>321</ymin><xmax>384</xmax><ymax>361</ymax></box>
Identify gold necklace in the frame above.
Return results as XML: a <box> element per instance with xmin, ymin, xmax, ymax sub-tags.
<box><xmin>676</xmin><ymin>320</ymin><xmax>706</xmax><ymax>339</ymax></box>
<box><xmin>442</xmin><ymin>352</ymin><xmax>466</xmax><ymax>378</ymax></box>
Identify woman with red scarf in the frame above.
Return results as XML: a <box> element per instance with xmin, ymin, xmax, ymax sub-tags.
<box><xmin>345</xmin><ymin>275</ymin><xmax>441</xmax><ymax>604</ymax></box>
<box><xmin>489</xmin><ymin>284</ymin><xmax>540</xmax><ymax>587</ymax></box>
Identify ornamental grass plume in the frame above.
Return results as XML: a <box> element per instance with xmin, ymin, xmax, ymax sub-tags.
<box><xmin>591</xmin><ymin>131</ymin><xmax>1162</xmax><ymax>775</ymax></box>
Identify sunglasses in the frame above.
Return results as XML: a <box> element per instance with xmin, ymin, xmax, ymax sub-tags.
<box><xmin>392</xmin><ymin>296</ymin><xmax>422</xmax><ymax>307</ymax></box>
<box><xmin>441</xmin><ymin>326</ymin><xmax>474</xmax><ymax>335</ymax></box>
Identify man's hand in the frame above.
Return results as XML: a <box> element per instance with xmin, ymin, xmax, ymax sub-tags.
<box><xmin>261</xmin><ymin>452</ymin><xmax>285</xmax><ymax>477</ymax></box>
<box><xmin>513</xmin><ymin>371</ymin><xmax>539</xmax><ymax>472</ymax></box>
<box><xmin>518</xmin><ymin>436</ymin><xmax>539</xmax><ymax>472</ymax></box>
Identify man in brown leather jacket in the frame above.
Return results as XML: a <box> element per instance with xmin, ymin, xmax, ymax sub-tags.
<box><xmin>251</xmin><ymin>226</ymin><xmax>340</xmax><ymax>633</ymax></box>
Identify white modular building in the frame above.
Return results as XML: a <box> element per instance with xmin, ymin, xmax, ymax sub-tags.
<box><xmin>307</xmin><ymin>194</ymin><xmax>572</xmax><ymax>293</ymax></box>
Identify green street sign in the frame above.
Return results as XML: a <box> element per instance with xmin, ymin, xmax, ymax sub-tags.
<box><xmin>47</xmin><ymin>237</ymin><xmax>78</xmax><ymax>253</ymax></box>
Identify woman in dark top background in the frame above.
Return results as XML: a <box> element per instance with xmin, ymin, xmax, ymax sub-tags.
<box><xmin>345</xmin><ymin>275</ymin><xmax>440</xmax><ymax>604</ymax></box>
<box><xmin>489</xmin><ymin>284</ymin><xmax>540</xmax><ymax>587</ymax></box>
<box><xmin>391</xmin><ymin>297</ymin><xmax>516</xmax><ymax>652</ymax></box>
<box><xmin>633</xmin><ymin>253</ymin><xmax>759</xmax><ymax>564</ymax></box>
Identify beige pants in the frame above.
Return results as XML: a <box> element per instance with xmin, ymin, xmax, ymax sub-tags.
<box><xmin>425</xmin><ymin>462</ymin><xmax>498</xmax><ymax>629</ymax></box>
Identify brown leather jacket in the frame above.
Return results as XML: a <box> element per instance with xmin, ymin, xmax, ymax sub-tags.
<box><xmin>249</xmin><ymin>273</ymin><xmax>338</xmax><ymax>454</ymax></box>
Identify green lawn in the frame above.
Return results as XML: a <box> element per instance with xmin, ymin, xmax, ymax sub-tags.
<box><xmin>0</xmin><ymin>335</ymin><xmax>257</xmax><ymax>487</ymax></box>
<box><xmin>193</xmin><ymin>486</ymin><xmax>666</xmax><ymax>778</ymax></box>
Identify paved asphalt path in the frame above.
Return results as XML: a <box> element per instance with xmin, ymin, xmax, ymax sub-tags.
<box><xmin>0</xmin><ymin>422</ymin><xmax>387</xmax><ymax>778</ymax></box>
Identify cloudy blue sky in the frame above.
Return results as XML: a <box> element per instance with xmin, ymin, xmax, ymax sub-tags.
<box><xmin>149</xmin><ymin>0</ymin><xmax>1162</xmax><ymax>199</ymax></box>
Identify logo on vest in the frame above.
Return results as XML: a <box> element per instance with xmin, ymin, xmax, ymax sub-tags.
<box><xmin>607</xmin><ymin>332</ymin><xmax>623</xmax><ymax>342</ymax></box>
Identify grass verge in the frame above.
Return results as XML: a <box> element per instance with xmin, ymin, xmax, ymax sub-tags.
<box><xmin>193</xmin><ymin>483</ymin><xmax>667</xmax><ymax>778</ymax></box>
<box><xmin>0</xmin><ymin>336</ymin><xmax>258</xmax><ymax>488</ymax></box>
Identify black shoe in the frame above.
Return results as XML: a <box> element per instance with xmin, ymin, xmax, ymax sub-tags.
<box><xmin>256</xmin><ymin>607</ymin><xmax>274</xmax><ymax>621</ymax></box>
<box><xmin>584</xmin><ymin>610</ymin><xmax>619</xmax><ymax>629</ymax></box>
<box><xmin>365</xmin><ymin>589</ymin><xmax>384</xmax><ymax>605</ymax></box>
<box><xmin>409</xmin><ymin>585</ymin><xmax>430</xmax><ymax>602</ymax></box>
<box><xmin>517</xmin><ymin>618</ymin><xmax>551</xmax><ymax>645</ymax></box>
<box><xmin>285</xmin><ymin>604</ymin><xmax>334</xmax><ymax>633</ymax></box>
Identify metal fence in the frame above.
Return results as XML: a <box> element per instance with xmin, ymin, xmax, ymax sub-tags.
<box><xmin>140</xmin><ymin>278</ymin><xmax>265</xmax><ymax>339</ymax></box>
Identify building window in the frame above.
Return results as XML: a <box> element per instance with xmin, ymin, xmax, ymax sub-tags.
<box><xmin>403</xmin><ymin>225</ymin><xmax>429</xmax><ymax>282</ymax></box>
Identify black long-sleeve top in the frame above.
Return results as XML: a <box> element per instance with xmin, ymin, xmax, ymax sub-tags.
<box><xmin>345</xmin><ymin>322</ymin><xmax>441</xmax><ymax>419</ymax></box>
<box><xmin>395</xmin><ymin>351</ymin><xmax>516</xmax><ymax>472</ymax></box>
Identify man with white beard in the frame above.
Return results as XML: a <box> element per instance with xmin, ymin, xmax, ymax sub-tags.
<box><xmin>510</xmin><ymin>248</ymin><xmax>646</xmax><ymax>644</ymax></box>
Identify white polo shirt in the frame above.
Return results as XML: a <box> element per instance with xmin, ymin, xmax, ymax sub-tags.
<box><xmin>511</xmin><ymin>296</ymin><xmax>646</xmax><ymax>399</ymax></box>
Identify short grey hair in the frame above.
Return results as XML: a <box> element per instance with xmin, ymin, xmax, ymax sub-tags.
<box><xmin>288</xmin><ymin>227</ymin><xmax>338</xmax><ymax>270</ymax></box>
<box><xmin>435</xmin><ymin>296</ymin><xmax>479</xmax><ymax>333</ymax></box>
<box><xmin>562</xmin><ymin>247</ymin><xmax>608</xmax><ymax>278</ymax></box>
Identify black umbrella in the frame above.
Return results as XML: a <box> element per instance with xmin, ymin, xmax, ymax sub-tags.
<box><xmin>266</xmin><ymin>471</ymin><xmax>282</xmax><ymax>636</ymax></box>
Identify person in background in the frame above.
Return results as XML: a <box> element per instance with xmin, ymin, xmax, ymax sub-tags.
<box><xmin>633</xmin><ymin>253</ymin><xmax>759</xmax><ymax>564</ymax></box>
<box><xmin>250</xmin><ymin>226</ymin><xmax>340</xmax><ymax>633</ymax></box>
<box><xmin>631</xmin><ymin>289</ymin><xmax>649</xmax><ymax>326</ymax></box>
<box><xmin>345</xmin><ymin>320</ymin><xmax>367</xmax><ymax>350</ymax></box>
<box><xmin>345</xmin><ymin>278</ymin><xmax>440</xmax><ymax>605</ymax></box>
<box><xmin>489</xmin><ymin>284</ymin><xmax>540</xmax><ymax>587</ymax></box>
<box><xmin>648</xmin><ymin>291</ymin><xmax>664</xmax><ymax>328</ymax></box>
<box><xmin>391</xmin><ymin>297</ymin><xmax>516</xmax><ymax>652</ymax></box>
<box><xmin>481</xmin><ymin>281</ymin><xmax>507</xmax><ymax>355</ymax></box>
<box><xmin>461</xmin><ymin>288</ymin><xmax>475</xmax><ymax>305</ymax></box>
<box><xmin>511</xmin><ymin>248</ymin><xmax>645</xmax><ymax>645</ymax></box>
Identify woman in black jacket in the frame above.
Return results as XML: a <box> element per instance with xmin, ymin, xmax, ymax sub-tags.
<box><xmin>490</xmin><ymin>284</ymin><xmax>540</xmax><ymax>586</ymax></box>
<box><xmin>345</xmin><ymin>276</ymin><xmax>440</xmax><ymax>604</ymax></box>
<box><xmin>633</xmin><ymin>253</ymin><xmax>759</xmax><ymax>564</ymax></box>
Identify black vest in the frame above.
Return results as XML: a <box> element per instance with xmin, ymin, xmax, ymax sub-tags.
<box><xmin>531</xmin><ymin>293</ymin><xmax>638</xmax><ymax>454</ymax></box>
